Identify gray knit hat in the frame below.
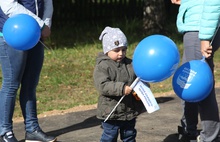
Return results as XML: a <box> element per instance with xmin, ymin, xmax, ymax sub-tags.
<box><xmin>99</xmin><ymin>26</ymin><xmax>128</xmax><ymax>54</ymax></box>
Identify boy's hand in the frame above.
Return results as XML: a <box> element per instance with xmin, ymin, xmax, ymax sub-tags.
<box><xmin>124</xmin><ymin>85</ymin><xmax>132</xmax><ymax>95</ymax></box>
<box><xmin>171</xmin><ymin>0</ymin><xmax>181</xmax><ymax>5</ymax></box>
<box><xmin>132</xmin><ymin>91</ymin><xmax>141</xmax><ymax>101</ymax></box>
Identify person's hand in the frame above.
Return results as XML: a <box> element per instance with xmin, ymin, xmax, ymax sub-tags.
<box><xmin>132</xmin><ymin>91</ymin><xmax>141</xmax><ymax>100</ymax></box>
<box><xmin>171</xmin><ymin>0</ymin><xmax>181</xmax><ymax>5</ymax></box>
<box><xmin>124</xmin><ymin>85</ymin><xmax>132</xmax><ymax>95</ymax></box>
<box><xmin>201</xmin><ymin>40</ymin><xmax>212</xmax><ymax>58</ymax></box>
<box><xmin>41</xmin><ymin>25</ymin><xmax>51</xmax><ymax>39</ymax></box>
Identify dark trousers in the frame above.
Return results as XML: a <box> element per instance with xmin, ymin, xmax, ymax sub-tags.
<box><xmin>181</xmin><ymin>31</ymin><xmax>220</xmax><ymax>141</ymax></box>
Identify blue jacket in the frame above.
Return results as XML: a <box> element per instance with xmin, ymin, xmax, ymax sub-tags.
<box><xmin>176</xmin><ymin>0</ymin><xmax>220</xmax><ymax>40</ymax></box>
<box><xmin>0</xmin><ymin>0</ymin><xmax>53</xmax><ymax>32</ymax></box>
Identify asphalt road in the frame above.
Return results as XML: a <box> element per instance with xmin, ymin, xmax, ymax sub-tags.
<box><xmin>13</xmin><ymin>87</ymin><xmax>220</xmax><ymax>142</ymax></box>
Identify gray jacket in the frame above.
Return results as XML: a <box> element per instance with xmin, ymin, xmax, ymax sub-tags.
<box><xmin>93</xmin><ymin>52</ymin><xmax>145</xmax><ymax>121</ymax></box>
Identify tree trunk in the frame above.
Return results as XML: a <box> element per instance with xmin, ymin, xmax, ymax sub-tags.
<box><xmin>143</xmin><ymin>0</ymin><xmax>167</xmax><ymax>35</ymax></box>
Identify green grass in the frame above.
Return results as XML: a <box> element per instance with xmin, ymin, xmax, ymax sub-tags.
<box><xmin>12</xmin><ymin>18</ymin><xmax>220</xmax><ymax>118</ymax></box>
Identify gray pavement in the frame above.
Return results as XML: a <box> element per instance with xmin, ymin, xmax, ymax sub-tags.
<box><xmin>13</xmin><ymin>87</ymin><xmax>220</xmax><ymax>142</ymax></box>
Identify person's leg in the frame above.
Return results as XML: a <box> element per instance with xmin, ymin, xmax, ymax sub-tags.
<box><xmin>179</xmin><ymin>32</ymin><xmax>200</xmax><ymax>139</ymax></box>
<box><xmin>182</xmin><ymin>32</ymin><xmax>202</xmax><ymax>64</ymax></box>
<box><xmin>0</xmin><ymin>37</ymin><xmax>27</xmax><ymax>141</ymax></box>
<box><xmin>19</xmin><ymin>42</ymin><xmax>44</xmax><ymax>132</ymax></box>
<box><xmin>100</xmin><ymin>120</ymin><xmax>119</xmax><ymax>142</ymax></box>
<box><xmin>120</xmin><ymin>118</ymin><xmax>137</xmax><ymax>142</ymax></box>
<box><xmin>180</xmin><ymin>101</ymin><xmax>198</xmax><ymax>136</ymax></box>
<box><xmin>198</xmin><ymin>86</ymin><xmax>219</xmax><ymax>142</ymax></box>
<box><xmin>19</xmin><ymin>42</ymin><xmax>57</xmax><ymax>142</ymax></box>
<box><xmin>198</xmin><ymin>28</ymin><xmax>220</xmax><ymax>142</ymax></box>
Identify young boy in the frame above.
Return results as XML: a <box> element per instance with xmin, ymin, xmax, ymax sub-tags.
<box><xmin>93</xmin><ymin>26</ymin><xmax>145</xmax><ymax>142</ymax></box>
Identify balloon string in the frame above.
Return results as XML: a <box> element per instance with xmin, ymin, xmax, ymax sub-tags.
<box><xmin>201</xmin><ymin>56</ymin><xmax>205</xmax><ymax>61</ymax></box>
<box><xmin>39</xmin><ymin>40</ymin><xmax>56</xmax><ymax>55</ymax></box>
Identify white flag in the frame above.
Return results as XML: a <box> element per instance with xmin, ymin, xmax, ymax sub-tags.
<box><xmin>133</xmin><ymin>79</ymin><xmax>160</xmax><ymax>113</ymax></box>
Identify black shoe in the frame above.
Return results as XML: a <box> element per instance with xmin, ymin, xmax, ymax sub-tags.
<box><xmin>178</xmin><ymin>126</ymin><xmax>197</xmax><ymax>142</ymax></box>
<box><xmin>25</xmin><ymin>130</ymin><xmax>57</xmax><ymax>142</ymax></box>
<box><xmin>179</xmin><ymin>134</ymin><xmax>197</xmax><ymax>142</ymax></box>
<box><xmin>0</xmin><ymin>131</ymin><xmax>18</xmax><ymax>142</ymax></box>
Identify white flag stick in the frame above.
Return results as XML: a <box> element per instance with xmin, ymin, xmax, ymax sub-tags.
<box><xmin>104</xmin><ymin>77</ymin><xmax>140</xmax><ymax>122</ymax></box>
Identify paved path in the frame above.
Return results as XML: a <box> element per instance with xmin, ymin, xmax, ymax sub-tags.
<box><xmin>13</xmin><ymin>87</ymin><xmax>220</xmax><ymax>142</ymax></box>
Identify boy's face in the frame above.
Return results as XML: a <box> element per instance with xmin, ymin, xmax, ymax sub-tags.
<box><xmin>107</xmin><ymin>46</ymin><xmax>127</xmax><ymax>62</ymax></box>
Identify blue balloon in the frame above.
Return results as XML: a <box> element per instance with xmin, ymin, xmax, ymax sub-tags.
<box><xmin>133</xmin><ymin>35</ymin><xmax>180</xmax><ymax>82</ymax></box>
<box><xmin>3</xmin><ymin>14</ymin><xmax>41</xmax><ymax>50</ymax></box>
<box><xmin>172</xmin><ymin>59</ymin><xmax>213</xmax><ymax>102</ymax></box>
